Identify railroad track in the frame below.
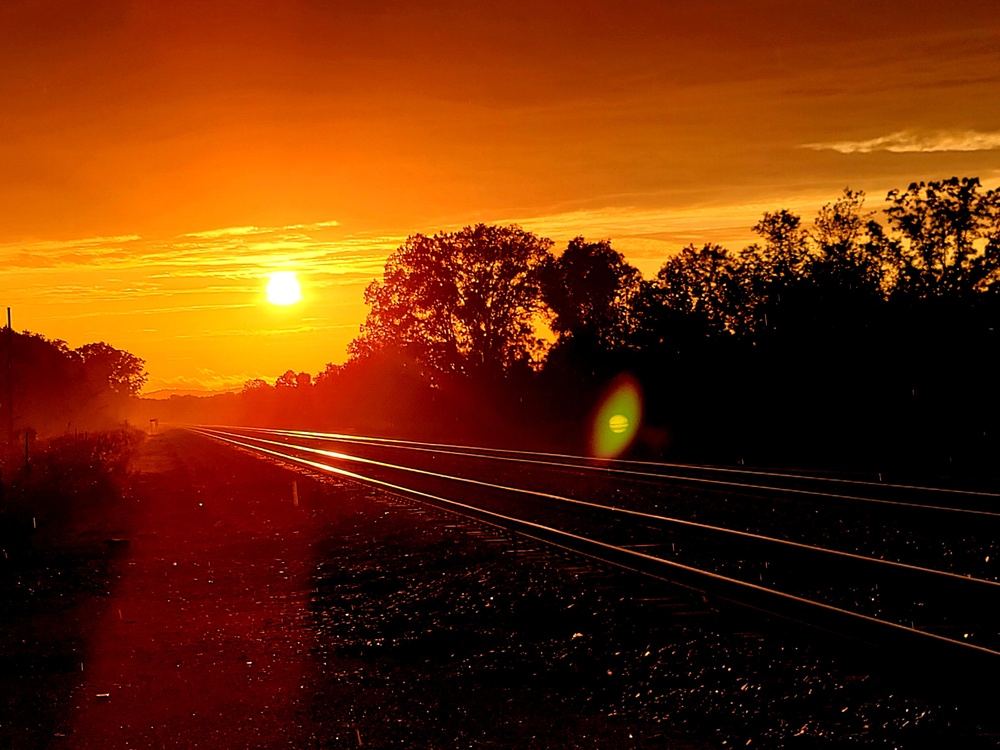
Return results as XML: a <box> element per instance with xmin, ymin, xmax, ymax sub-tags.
<box><xmin>188</xmin><ymin>424</ymin><xmax>1000</xmax><ymax>683</ymax></box>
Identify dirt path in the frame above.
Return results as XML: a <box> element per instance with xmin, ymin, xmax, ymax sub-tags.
<box><xmin>53</xmin><ymin>429</ymin><xmax>330</xmax><ymax>748</ymax></box>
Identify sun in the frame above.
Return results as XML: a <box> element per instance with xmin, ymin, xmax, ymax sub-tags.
<box><xmin>266</xmin><ymin>271</ymin><xmax>302</xmax><ymax>305</ymax></box>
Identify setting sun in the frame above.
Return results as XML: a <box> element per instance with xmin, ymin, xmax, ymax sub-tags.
<box><xmin>266</xmin><ymin>272</ymin><xmax>302</xmax><ymax>306</ymax></box>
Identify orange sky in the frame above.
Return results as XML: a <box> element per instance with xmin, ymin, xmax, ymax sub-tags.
<box><xmin>2</xmin><ymin>0</ymin><xmax>1000</xmax><ymax>393</ymax></box>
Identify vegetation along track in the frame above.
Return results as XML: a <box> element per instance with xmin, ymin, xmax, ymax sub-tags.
<box><xmin>190</xmin><ymin>425</ymin><xmax>1000</xmax><ymax>690</ymax></box>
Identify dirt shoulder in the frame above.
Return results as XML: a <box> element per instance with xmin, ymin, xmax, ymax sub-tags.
<box><xmin>49</xmin><ymin>429</ymin><xmax>327</xmax><ymax>748</ymax></box>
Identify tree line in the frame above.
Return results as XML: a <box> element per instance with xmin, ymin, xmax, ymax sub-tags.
<box><xmin>229</xmin><ymin>176</ymin><xmax>999</xmax><ymax>473</ymax></box>
<box><xmin>0</xmin><ymin>330</ymin><xmax>147</xmax><ymax>439</ymax></box>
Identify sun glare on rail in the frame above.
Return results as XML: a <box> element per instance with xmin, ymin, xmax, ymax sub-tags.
<box><xmin>266</xmin><ymin>271</ymin><xmax>302</xmax><ymax>305</ymax></box>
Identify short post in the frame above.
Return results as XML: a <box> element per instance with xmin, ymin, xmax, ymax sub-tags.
<box><xmin>292</xmin><ymin>481</ymin><xmax>299</xmax><ymax>507</ymax></box>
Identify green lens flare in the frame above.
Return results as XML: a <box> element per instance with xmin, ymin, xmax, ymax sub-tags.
<box><xmin>608</xmin><ymin>414</ymin><xmax>629</xmax><ymax>434</ymax></box>
<box><xmin>590</xmin><ymin>375</ymin><xmax>642</xmax><ymax>458</ymax></box>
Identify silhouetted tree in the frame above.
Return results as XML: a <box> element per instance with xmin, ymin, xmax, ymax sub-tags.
<box><xmin>885</xmin><ymin>177</ymin><xmax>1000</xmax><ymax>297</ymax></box>
<box><xmin>752</xmin><ymin>209</ymin><xmax>811</xmax><ymax>272</ymax></box>
<box><xmin>810</xmin><ymin>190</ymin><xmax>888</xmax><ymax>287</ymax></box>
<box><xmin>542</xmin><ymin>237</ymin><xmax>643</xmax><ymax>351</ymax></box>
<box><xmin>730</xmin><ymin>209</ymin><xmax>813</xmax><ymax>337</ymax></box>
<box><xmin>275</xmin><ymin>369</ymin><xmax>299</xmax><ymax>388</ymax></box>
<box><xmin>314</xmin><ymin>362</ymin><xmax>342</xmax><ymax>387</ymax></box>
<box><xmin>651</xmin><ymin>243</ymin><xmax>739</xmax><ymax>339</ymax></box>
<box><xmin>872</xmin><ymin>178</ymin><xmax>1000</xmax><ymax>469</ymax></box>
<box><xmin>76</xmin><ymin>342</ymin><xmax>147</xmax><ymax>397</ymax></box>
<box><xmin>350</xmin><ymin>224</ymin><xmax>554</xmax><ymax>379</ymax></box>
<box><xmin>241</xmin><ymin>378</ymin><xmax>270</xmax><ymax>394</ymax></box>
<box><xmin>0</xmin><ymin>331</ymin><xmax>146</xmax><ymax>436</ymax></box>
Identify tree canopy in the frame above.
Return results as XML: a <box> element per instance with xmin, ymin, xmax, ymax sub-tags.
<box><xmin>77</xmin><ymin>341</ymin><xmax>148</xmax><ymax>397</ymax></box>
<box><xmin>885</xmin><ymin>177</ymin><xmax>1000</xmax><ymax>297</ymax></box>
<box><xmin>349</xmin><ymin>224</ymin><xmax>554</xmax><ymax>379</ymax></box>
<box><xmin>542</xmin><ymin>237</ymin><xmax>643</xmax><ymax>351</ymax></box>
<box><xmin>0</xmin><ymin>331</ymin><xmax>147</xmax><ymax>437</ymax></box>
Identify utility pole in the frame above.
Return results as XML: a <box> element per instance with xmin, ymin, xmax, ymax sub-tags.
<box><xmin>5</xmin><ymin>307</ymin><xmax>13</xmax><ymax>445</ymax></box>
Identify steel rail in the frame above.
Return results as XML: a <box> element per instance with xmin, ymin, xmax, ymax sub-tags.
<box><xmin>217</xmin><ymin>425</ymin><xmax>1000</xmax><ymax>518</ymax></box>
<box><xmin>195</xmin><ymin>426</ymin><xmax>1000</xmax><ymax>595</ymax></box>
<box><xmin>191</xmin><ymin>426</ymin><xmax>1000</xmax><ymax>672</ymax></box>
<box><xmin>221</xmin><ymin>425</ymin><xmax>1000</xmax><ymax>499</ymax></box>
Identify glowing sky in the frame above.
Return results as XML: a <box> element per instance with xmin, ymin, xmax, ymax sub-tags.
<box><xmin>2</xmin><ymin>1</ymin><xmax>999</xmax><ymax>392</ymax></box>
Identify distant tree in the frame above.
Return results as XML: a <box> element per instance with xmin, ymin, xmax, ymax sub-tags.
<box><xmin>76</xmin><ymin>342</ymin><xmax>147</xmax><ymax>397</ymax></box>
<box><xmin>746</xmin><ymin>209</ymin><xmax>811</xmax><ymax>278</ymax></box>
<box><xmin>652</xmin><ymin>243</ymin><xmax>738</xmax><ymax>337</ymax></box>
<box><xmin>241</xmin><ymin>378</ymin><xmax>270</xmax><ymax>394</ymax></box>
<box><xmin>766</xmin><ymin>189</ymin><xmax>889</xmax><ymax>326</ymax></box>
<box><xmin>542</xmin><ymin>237</ymin><xmax>643</xmax><ymax>351</ymax></box>
<box><xmin>295</xmin><ymin>371</ymin><xmax>312</xmax><ymax>388</ymax></box>
<box><xmin>314</xmin><ymin>362</ymin><xmax>342</xmax><ymax>387</ymax></box>
<box><xmin>813</xmin><ymin>189</ymin><xmax>868</xmax><ymax>252</ymax></box>
<box><xmin>275</xmin><ymin>370</ymin><xmax>298</xmax><ymax>388</ymax></box>
<box><xmin>729</xmin><ymin>209</ymin><xmax>813</xmax><ymax>336</ymax></box>
<box><xmin>810</xmin><ymin>189</ymin><xmax>896</xmax><ymax>290</ymax></box>
<box><xmin>884</xmin><ymin>177</ymin><xmax>1000</xmax><ymax>297</ymax></box>
<box><xmin>0</xmin><ymin>331</ymin><xmax>146</xmax><ymax>435</ymax></box>
<box><xmin>349</xmin><ymin>224</ymin><xmax>555</xmax><ymax>379</ymax></box>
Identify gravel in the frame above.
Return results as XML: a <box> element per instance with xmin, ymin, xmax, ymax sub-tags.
<box><xmin>307</xmin><ymin>485</ymin><xmax>1000</xmax><ymax>748</ymax></box>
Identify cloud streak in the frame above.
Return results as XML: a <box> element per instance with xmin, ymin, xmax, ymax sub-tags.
<box><xmin>802</xmin><ymin>130</ymin><xmax>1000</xmax><ymax>154</ymax></box>
<box><xmin>0</xmin><ymin>221</ymin><xmax>388</xmax><ymax>283</ymax></box>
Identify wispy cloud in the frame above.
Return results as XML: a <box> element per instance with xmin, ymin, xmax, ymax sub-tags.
<box><xmin>182</xmin><ymin>219</ymin><xmax>340</xmax><ymax>239</ymax></box>
<box><xmin>292</xmin><ymin>220</ymin><xmax>341</xmax><ymax>231</ymax></box>
<box><xmin>801</xmin><ymin>130</ymin><xmax>1000</xmax><ymax>154</ymax></box>
<box><xmin>0</xmin><ymin>219</ymin><xmax>388</xmax><ymax>284</ymax></box>
<box><xmin>40</xmin><ymin>302</ymin><xmax>257</xmax><ymax>321</ymax></box>
<box><xmin>183</xmin><ymin>225</ymin><xmax>267</xmax><ymax>239</ymax></box>
<box><xmin>23</xmin><ymin>234</ymin><xmax>143</xmax><ymax>249</ymax></box>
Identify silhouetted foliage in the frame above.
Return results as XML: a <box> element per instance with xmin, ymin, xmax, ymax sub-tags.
<box><xmin>241</xmin><ymin>378</ymin><xmax>270</xmax><ymax>394</ymax></box>
<box><xmin>275</xmin><ymin>369</ymin><xmax>299</xmax><ymax>389</ymax></box>
<box><xmin>349</xmin><ymin>224</ymin><xmax>554</xmax><ymax>380</ymax></box>
<box><xmin>539</xmin><ymin>237</ymin><xmax>645</xmax><ymax>417</ymax></box>
<box><xmin>650</xmin><ymin>243</ymin><xmax>738</xmax><ymax>339</ymax></box>
<box><xmin>885</xmin><ymin>177</ymin><xmax>1000</xmax><ymax>298</ymax></box>
<box><xmin>0</xmin><ymin>330</ymin><xmax>147</xmax><ymax>437</ymax></box>
<box><xmin>552</xmin><ymin>178</ymin><xmax>999</xmax><ymax>471</ymax></box>
<box><xmin>77</xmin><ymin>341</ymin><xmax>148</xmax><ymax>397</ymax></box>
<box><xmin>313</xmin><ymin>362</ymin><xmax>344</xmax><ymax>391</ymax></box>
<box><xmin>542</xmin><ymin>237</ymin><xmax>643</xmax><ymax>351</ymax></box>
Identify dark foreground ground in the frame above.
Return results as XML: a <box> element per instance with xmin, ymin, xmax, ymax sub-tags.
<box><xmin>1</xmin><ymin>429</ymin><xmax>997</xmax><ymax>748</ymax></box>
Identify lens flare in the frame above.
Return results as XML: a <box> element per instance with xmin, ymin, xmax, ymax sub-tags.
<box><xmin>589</xmin><ymin>374</ymin><xmax>643</xmax><ymax>458</ymax></box>
<box><xmin>609</xmin><ymin>414</ymin><xmax>629</xmax><ymax>434</ymax></box>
